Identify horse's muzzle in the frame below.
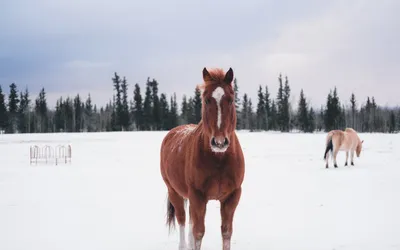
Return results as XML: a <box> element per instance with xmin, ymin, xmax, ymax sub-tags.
<box><xmin>211</xmin><ymin>136</ymin><xmax>229</xmax><ymax>152</ymax></box>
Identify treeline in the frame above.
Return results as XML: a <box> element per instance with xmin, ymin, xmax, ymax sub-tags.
<box><xmin>0</xmin><ymin>72</ymin><xmax>399</xmax><ymax>134</ymax></box>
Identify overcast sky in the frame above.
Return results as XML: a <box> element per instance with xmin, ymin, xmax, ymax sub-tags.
<box><xmin>1</xmin><ymin>0</ymin><xmax>399</xmax><ymax>109</ymax></box>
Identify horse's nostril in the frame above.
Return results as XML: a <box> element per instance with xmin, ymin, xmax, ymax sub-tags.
<box><xmin>211</xmin><ymin>137</ymin><xmax>217</xmax><ymax>146</ymax></box>
<box><xmin>224</xmin><ymin>138</ymin><xmax>229</xmax><ymax>146</ymax></box>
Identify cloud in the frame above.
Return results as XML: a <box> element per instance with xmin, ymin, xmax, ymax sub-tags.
<box><xmin>0</xmin><ymin>0</ymin><xmax>399</xmax><ymax>110</ymax></box>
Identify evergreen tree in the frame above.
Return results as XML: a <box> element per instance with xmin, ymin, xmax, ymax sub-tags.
<box><xmin>120</xmin><ymin>77</ymin><xmax>130</xmax><ymax>130</ymax></box>
<box><xmin>64</xmin><ymin>97</ymin><xmax>74</xmax><ymax>132</ymax></box>
<box><xmin>241</xmin><ymin>93</ymin><xmax>249</xmax><ymax>129</ymax></box>
<box><xmin>8</xmin><ymin>83</ymin><xmax>19</xmax><ymax>133</ymax></box>
<box><xmin>112</xmin><ymin>72</ymin><xmax>122</xmax><ymax>130</ymax></box>
<box><xmin>133</xmin><ymin>83</ymin><xmax>144</xmax><ymax>130</ymax></box>
<box><xmin>187</xmin><ymin>97</ymin><xmax>195</xmax><ymax>124</ymax></box>
<box><xmin>193</xmin><ymin>87</ymin><xmax>202</xmax><ymax>123</ymax></box>
<box><xmin>85</xmin><ymin>94</ymin><xmax>95</xmax><ymax>132</ymax></box>
<box><xmin>324</xmin><ymin>87</ymin><xmax>342</xmax><ymax>131</ymax></box>
<box><xmin>143</xmin><ymin>80</ymin><xmax>153</xmax><ymax>130</ymax></box>
<box><xmin>159</xmin><ymin>93</ymin><xmax>170</xmax><ymax>130</ymax></box>
<box><xmin>248</xmin><ymin>98</ymin><xmax>255</xmax><ymax>132</ymax></box>
<box><xmin>150</xmin><ymin>78</ymin><xmax>161</xmax><ymax>130</ymax></box>
<box><xmin>389</xmin><ymin>111</ymin><xmax>396</xmax><ymax>133</ymax></box>
<box><xmin>283</xmin><ymin>76</ymin><xmax>291</xmax><ymax>132</ymax></box>
<box><xmin>35</xmin><ymin>88</ymin><xmax>48</xmax><ymax>133</ymax></box>
<box><xmin>54</xmin><ymin>97</ymin><xmax>63</xmax><ymax>132</ymax></box>
<box><xmin>350</xmin><ymin>93</ymin><xmax>357</xmax><ymax>129</ymax></box>
<box><xmin>18</xmin><ymin>88</ymin><xmax>30</xmax><ymax>133</ymax></box>
<box><xmin>276</xmin><ymin>74</ymin><xmax>284</xmax><ymax>131</ymax></box>
<box><xmin>169</xmin><ymin>93</ymin><xmax>179</xmax><ymax>129</ymax></box>
<box><xmin>265</xmin><ymin>85</ymin><xmax>271</xmax><ymax>130</ymax></box>
<box><xmin>397</xmin><ymin>110</ymin><xmax>400</xmax><ymax>132</ymax></box>
<box><xmin>180</xmin><ymin>95</ymin><xmax>190</xmax><ymax>124</ymax></box>
<box><xmin>307</xmin><ymin>107</ymin><xmax>316</xmax><ymax>132</ymax></box>
<box><xmin>73</xmin><ymin>94</ymin><xmax>83</xmax><ymax>132</ymax></box>
<box><xmin>269</xmin><ymin>100</ymin><xmax>278</xmax><ymax>131</ymax></box>
<box><xmin>233</xmin><ymin>78</ymin><xmax>241</xmax><ymax>129</ymax></box>
<box><xmin>256</xmin><ymin>85</ymin><xmax>266</xmax><ymax>130</ymax></box>
<box><xmin>0</xmin><ymin>86</ymin><xmax>8</xmax><ymax>132</ymax></box>
<box><xmin>371</xmin><ymin>97</ymin><xmax>377</xmax><ymax>131</ymax></box>
<box><xmin>297</xmin><ymin>89</ymin><xmax>309</xmax><ymax>132</ymax></box>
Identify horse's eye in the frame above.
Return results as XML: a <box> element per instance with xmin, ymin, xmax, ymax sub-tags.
<box><xmin>205</xmin><ymin>99</ymin><xmax>210</xmax><ymax>105</ymax></box>
<box><xmin>228</xmin><ymin>99</ymin><xmax>233</xmax><ymax>105</ymax></box>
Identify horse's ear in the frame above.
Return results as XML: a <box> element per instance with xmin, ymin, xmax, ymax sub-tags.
<box><xmin>203</xmin><ymin>67</ymin><xmax>212</xmax><ymax>82</ymax></box>
<box><xmin>224</xmin><ymin>67</ymin><xmax>234</xmax><ymax>84</ymax></box>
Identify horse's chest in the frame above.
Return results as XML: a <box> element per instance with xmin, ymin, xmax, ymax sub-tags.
<box><xmin>203</xmin><ymin>173</ymin><xmax>235</xmax><ymax>200</ymax></box>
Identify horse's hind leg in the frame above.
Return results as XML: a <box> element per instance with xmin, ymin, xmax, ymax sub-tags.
<box><xmin>345</xmin><ymin>151</ymin><xmax>349</xmax><ymax>166</ymax></box>
<box><xmin>325</xmin><ymin>151</ymin><xmax>330</xmax><ymax>168</ymax></box>
<box><xmin>350</xmin><ymin>151</ymin><xmax>355</xmax><ymax>166</ymax></box>
<box><xmin>168</xmin><ymin>189</ymin><xmax>187</xmax><ymax>250</ymax></box>
<box><xmin>333</xmin><ymin>149</ymin><xmax>339</xmax><ymax>168</ymax></box>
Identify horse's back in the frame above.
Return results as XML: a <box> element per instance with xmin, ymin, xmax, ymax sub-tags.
<box><xmin>344</xmin><ymin>127</ymin><xmax>358</xmax><ymax>134</ymax></box>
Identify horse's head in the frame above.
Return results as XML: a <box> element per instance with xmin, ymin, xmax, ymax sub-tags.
<box><xmin>356</xmin><ymin>140</ymin><xmax>364</xmax><ymax>157</ymax></box>
<box><xmin>199</xmin><ymin>67</ymin><xmax>236</xmax><ymax>153</ymax></box>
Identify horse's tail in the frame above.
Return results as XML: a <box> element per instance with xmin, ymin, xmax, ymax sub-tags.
<box><xmin>324</xmin><ymin>134</ymin><xmax>334</xmax><ymax>160</ymax></box>
<box><xmin>166</xmin><ymin>198</ymin><xmax>176</xmax><ymax>232</ymax></box>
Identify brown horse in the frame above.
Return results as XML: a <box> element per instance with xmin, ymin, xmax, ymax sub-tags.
<box><xmin>324</xmin><ymin>128</ymin><xmax>364</xmax><ymax>168</ymax></box>
<box><xmin>160</xmin><ymin>67</ymin><xmax>245</xmax><ymax>250</ymax></box>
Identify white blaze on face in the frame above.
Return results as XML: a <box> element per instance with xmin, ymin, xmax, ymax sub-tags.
<box><xmin>212</xmin><ymin>87</ymin><xmax>225</xmax><ymax>129</ymax></box>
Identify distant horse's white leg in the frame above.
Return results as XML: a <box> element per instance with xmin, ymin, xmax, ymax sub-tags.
<box><xmin>345</xmin><ymin>151</ymin><xmax>349</xmax><ymax>166</ymax></box>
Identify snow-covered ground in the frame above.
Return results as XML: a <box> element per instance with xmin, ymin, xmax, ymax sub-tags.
<box><xmin>0</xmin><ymin>131</ymin><xmax>399</xmax><ymax>250</ymax></box>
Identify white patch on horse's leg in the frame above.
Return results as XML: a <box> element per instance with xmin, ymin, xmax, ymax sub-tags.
<box><xmin>212</xmin><ymin>87</ymin><xmax>225</xmax><ymax>129</ymax></box>
<box><xmin>223</xmin><ymin>238</ymin><xmax>231</xmax><ymax>250</ymax></box>
<box><xmin>179</xmin><ymin>225</ymin><xmax>186</xmax><ymax>250</ymax></box>
<box><xmin>345</xmin><ymin>151</ymin><xmax>349</xmax><ymax>165</ymax></box>
<box><xmin>194</xmin><ymin>239</ymin><xmax>202</xmax><ymax>250</ymax></box>
<box><xmin>188</xmin><ymin>220</ymin><xmax>194</xmax><ymax>249</ymax></box>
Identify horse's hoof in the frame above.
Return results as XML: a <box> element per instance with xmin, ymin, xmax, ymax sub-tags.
<box><xmin>334</xmin><ymin>164</ymin><xmax>338</xmax><ymax>168</ymax></box>
<box><xmin>345</xmin><ymin>163</ymin><xmax>348</xmax><ymax>166</ymax></box>
<box><xmin>351</xmin><ymin>162</ymin><xmax>354</xmax><ymax>166</ymax></box>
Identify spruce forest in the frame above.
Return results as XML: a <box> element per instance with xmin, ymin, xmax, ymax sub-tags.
<box><xmin>0</xmin><ymin>72</ymin><xmax>399</xmax><ymax>134</ymax></box>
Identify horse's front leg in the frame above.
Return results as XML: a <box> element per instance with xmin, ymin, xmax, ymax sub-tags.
<box><xmin>220</xmin><ymin>188</ymin><xmax>242</xmax><ymax>250</ymax></box>
<box><xmin>189</xmin><ymin>189</ymin><xmax>207</xmax><ymax>250</ymax></box>
<box><xmin>345</xmin><ymin>151</ymin><xmax>349</xmax><ymax>166</ymax></box>
<box><xmin>351</xmin><ymin>151</ymin><xmax>355</xmax><ymax>166</ymax></box>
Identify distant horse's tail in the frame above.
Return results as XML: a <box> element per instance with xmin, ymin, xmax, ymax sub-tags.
<box><xmin>166</xmin><ymin>199</ymin><xmax>176</xmax><ymax>232</ymax></box>
<box><xmin>324</xmin><ymin>134</ymin><xmax>333</xmax><ymax>160</ymax></box>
